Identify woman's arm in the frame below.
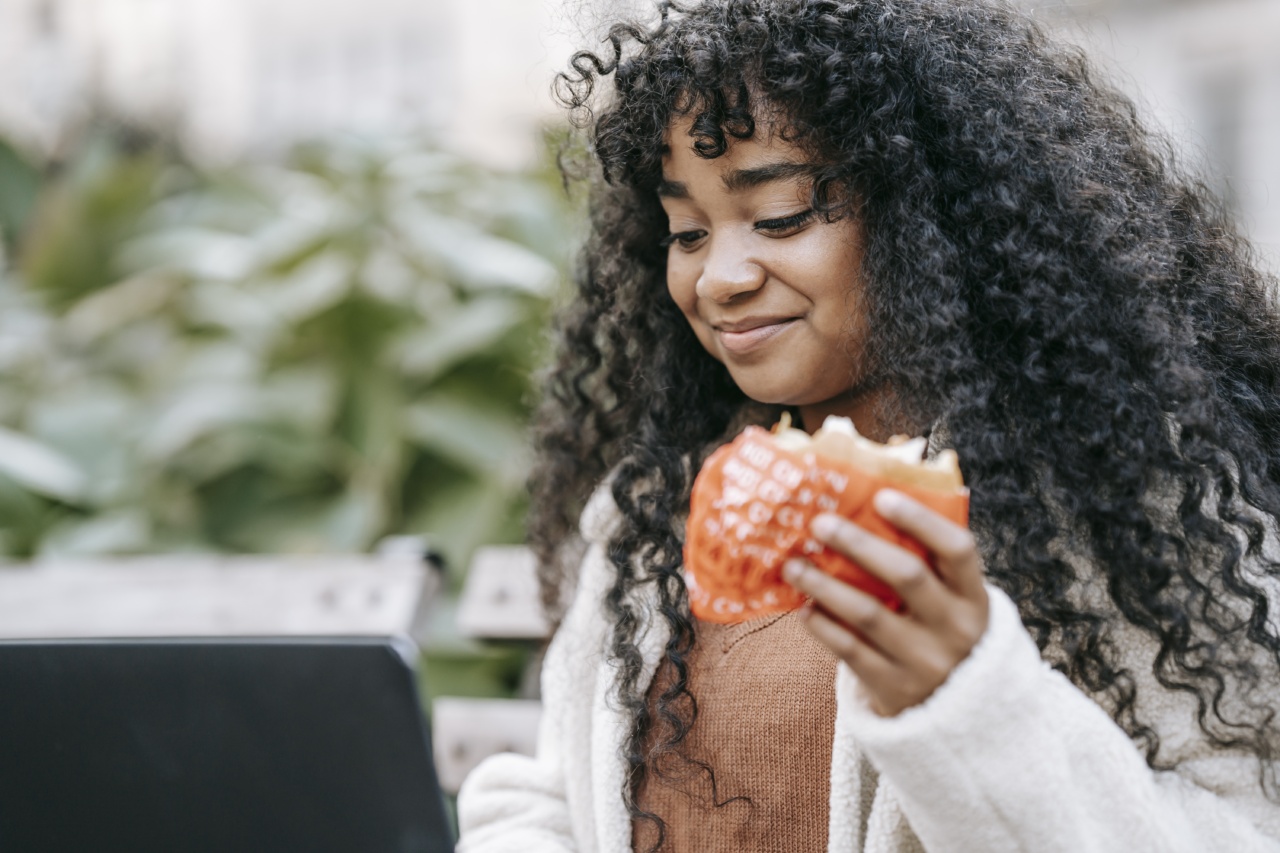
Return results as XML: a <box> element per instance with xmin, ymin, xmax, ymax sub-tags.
<box><xmin>843</xmin><ymin>585</ymin><xmax>1280</xmax><ymax>852</ymax></box>
<box><xmin>456</xmin><ymin>730</ymin><xmax>578</xmax><ymax>852</ymax></box>
<box><xmin>786</xmin><ymin>490</ymin><xmax>1280</xmax><ymax>852</ymax></box>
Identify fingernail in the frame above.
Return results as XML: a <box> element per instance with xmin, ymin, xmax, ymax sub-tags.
<box><xmin>811</xmin><ymin>514</ymin><xmax>839</xmax><ymax>539</ymax></box>
<box><xmin>874</xmin><ymin>489</ymin><xmax>905</xmax><ymax>514</ymax></box>
<box><xmin>782</xmin><ymin>559</ymin><xmax>806</xmax><ymax>583</ymax></box>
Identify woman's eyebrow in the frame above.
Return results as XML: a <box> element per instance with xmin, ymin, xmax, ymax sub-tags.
<box><xmin>657</xmin><ymin>178</ymin><xmax>688</xmax><ymax>199</ymax></box>
<box><xmin>656</xmin><ymin>162</ymin><xmax>812</xmax><ymax>200</ymax></box>
<box><xmin>722</xmin><ymin>162</ymin><xmax>812</xmax><ymax>192</ymax></box>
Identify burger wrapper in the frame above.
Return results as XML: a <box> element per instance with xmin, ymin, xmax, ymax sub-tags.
<box><xmin>684</xmin><ymin>426</ymin><xmax>969</xmax><ymax>624</ymax></box>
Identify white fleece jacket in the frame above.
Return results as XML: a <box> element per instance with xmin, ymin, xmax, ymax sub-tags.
<box><xmin>457</xmin><ymin>484</ymin><xmax>1280</xmax><ymax>852</ymax></box>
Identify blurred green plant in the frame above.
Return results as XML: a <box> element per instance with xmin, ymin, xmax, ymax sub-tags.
<box><xmin>0</xmin><ymin>139</ymin><xmax>40</xmax><ymax>256</ymax></box>
<box><xmin>0</xmin><ymin>129</ymin><xmax>570</xmax><ymax>573</ymax></box>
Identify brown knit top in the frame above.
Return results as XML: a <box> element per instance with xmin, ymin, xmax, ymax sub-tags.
<box><xmin>632</xmin><ymin>610</ymin><xmax>839</xmax><ymax>852</ymax></box>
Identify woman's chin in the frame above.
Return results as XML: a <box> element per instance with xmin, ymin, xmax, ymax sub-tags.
<box><xmin>725</xmin><ymin>366</ymin><xmax>826</xmax><ymax>408</ymax></box>
<box><xmin>732</xmin><ymin>381</ymin><xmax>804</xmax><ymax>409</ymax></box>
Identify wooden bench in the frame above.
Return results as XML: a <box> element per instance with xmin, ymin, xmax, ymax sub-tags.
<box><xmin>432</xmin><ymin>545</ymin><xmax>551</xmax><ymax>794</ymax></box>
<box><xmin>0</xmin><ymin>553</ymin><xmax>433</xmax><ymax>638</ymax></box>
<box><xmin>431</xmin><ymin>696</ymin><xmax>543</xmax><ymax>794</ymax></box>
<box><xmin>455</xmin><ymin>545</ymin><xmax>551</xmax><ymax>641</ymax></box>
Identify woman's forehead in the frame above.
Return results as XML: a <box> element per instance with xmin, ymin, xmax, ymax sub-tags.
<box><xmin>661</xmin><ymin>114</ymin><xmax>811</xmax><ymax>180</ymax></box>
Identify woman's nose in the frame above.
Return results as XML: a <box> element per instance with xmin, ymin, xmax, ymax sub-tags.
<box><xmin>695</xmin><ymin>236</ymin><xmax>766</xmax><ymax>303</ymax></box>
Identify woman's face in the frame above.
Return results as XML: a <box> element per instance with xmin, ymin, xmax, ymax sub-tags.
<box><xmin>660</xmin><ymin>116</ymin><xmax>887</xmax><ymax>436</ymax></box>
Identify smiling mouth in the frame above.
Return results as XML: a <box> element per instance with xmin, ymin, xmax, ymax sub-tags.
<box><xmin>715</xmin><ymin>318</ymin><xmax>800</xmax><ymax>354</ymax></box>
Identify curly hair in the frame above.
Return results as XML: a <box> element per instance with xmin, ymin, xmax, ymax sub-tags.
<box><xmin>528</xmin><ymin>0</ymin><xmax>1280</xmax><ymax>845</ymax></box>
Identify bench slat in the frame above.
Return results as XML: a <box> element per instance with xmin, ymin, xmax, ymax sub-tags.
<box><xmin>456</xmin><ymin>546</ymin><xmax>550</xmax><ymax>641</ymax></box>
<box><xmin>0</xmin><ymin>556</ymin><xmax>428</xmax><ymax>638</ymax></box>
<box><xmin>432</xmin><ymin>697</ymin><xmax>542</xmax><ymax>794</ymax></box>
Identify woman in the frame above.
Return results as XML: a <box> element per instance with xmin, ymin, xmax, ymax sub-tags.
<box><xmin>458</xmin><ymin>0</ymin><xmax>1280</xmax><ymax>849</ymax></box>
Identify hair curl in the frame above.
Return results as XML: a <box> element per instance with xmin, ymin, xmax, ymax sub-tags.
<box><xmin>529</xmin><ymin>0</ymin><xmax>1280</xmax><ymax>846</ymax></box>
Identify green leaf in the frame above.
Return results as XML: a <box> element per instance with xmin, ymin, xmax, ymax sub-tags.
<box><xmin>0</xmin><ymin>425</ymin><xmax>88</xmax><ymax>503</ymax></box>
<box><xmin>404</xmin><ymin>475</ymin><xmax>518</xmax><ymax>576</ymax></box>
<box><xmin>0</xmin><ymin>472</ymin><xmax>65</xmax><ymax>557</ymax></box>
<box><xmin>255</xmin><ymin>250</ymin><xmax>353</xmax><ymax>323</ymax></box>
<box><xmin>360</xmin><ymin>242</ymin><xmax>429</xmax><ymax>304</ymax></box>
<box><xmin>37</xmin><ymin>509</ymin><xmax>152</xmax><ymax>557</ymax></box>
<box><xmin>118</xmin><ymin>227</ymin><xmax>257</xmax><ymax>280</ymax></box>
<box><xmin>142</xmin><ymin>384</ymin><xmax>263</xmax><ymax>460</ymax></box>
<box><xmin>62</xmin><ymin>272</ymin><xmax>181</xmax><ymax>344</ymax></box>
<box><xmin>404</xmin><ymin>395</ymin><xmax>529</xmax><ymax>484</ymax></box>
<box><xmin>166</xmin><ymin>423</ymin><xmax>334</xmax><ymax>486</ymax></box>
<box><xmin>216</xmin><ymin>489</ymin><xmax>381</xmax><ymax>554</ymax></box>
<box><xmin>393</xmin><ymin>204</ymin><xmax>556</xmax><ymax>295</ymax></box>
<box><xmin>398</xmin><ymin>298</ymin><xmax>527</xmax><ymax>379</ymax></box>
<box><xmin>322</xmin><ymin>487</ymin><xmax>387</xmax><ymax>551</ymax></box>
<box><xmin>0</xmin><ymin>139</ymin><xmax>40</xmax><ymax>249</ymax></box>
<box><xmin>25</xmin><ymin>382</ymin><xmax>136</xmax><ymax>503</ymax></box>
<box><xmin>185</xmin><ymin>280</ymin><xmax>281</xmax><ymax>342</ymax></box>
<box><xmin>20</xmin><ymin>136</ymin><xmax>171</xmax><ymax>307</ymax></box>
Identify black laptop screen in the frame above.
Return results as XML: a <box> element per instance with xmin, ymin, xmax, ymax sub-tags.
<box><xmin>0</xmin><ymin>637</ymin><xmax>453</xmax><ymax>853</ymax></box>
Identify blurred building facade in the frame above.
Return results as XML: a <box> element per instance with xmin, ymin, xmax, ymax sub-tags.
<box><xmin>0</xmin><ymin>0</ymin><xmax>579</xmax><ymax>166</ymax></box>
<box><xmin>0</xmin><ymin>0</ymin><xmax>1276</xmax><ymax>260</ymax></box>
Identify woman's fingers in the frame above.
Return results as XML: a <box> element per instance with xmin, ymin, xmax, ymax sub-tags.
<box><xmin>872</xmin><ymin>489</ymin><xmax>987</xmax><ymax>604</ymax></box>
<box><xmin>783</xmin><ymin>490</ymin><xmax>992</xmax><ymax>717</ymax></box>
<box><xmin>808</xmin><ymin>511</ymin><xmax>952</xmax><ymax>625</ymax></box>
<box><xmin>782</xmin><ymin>559</ymin><xmax>922</xmax><ymax>661</ymax></box>
<box><xmin>796</xmin><ymin>594</ymin><xmax>956</xmax><ymax>717</ymax></box>
<box><xmin>797</xmin><ymin>602</ymin><xmax>896</xmax><ymax>712</ymax></box>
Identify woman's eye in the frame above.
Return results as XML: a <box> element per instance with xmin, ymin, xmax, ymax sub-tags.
<box><xmin>754</xmin><ymin>209</ymin><xmax>815</xmax><ymax>236</ymax></box>
<box><xmin>659</xmin><ymin>229</ymin><xmax>707</xmax><ymax>250</ymax></box>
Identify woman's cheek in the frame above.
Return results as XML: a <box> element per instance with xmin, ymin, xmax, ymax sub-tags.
<box><xmin>666</xmin><ymin>266</ymin><xmax>708</xmax><ymax>339</ymax></box>
<box><xmin>666</xmin><ymin>257</ymin><xmax>696</xmax><ymax>306</ymax></box>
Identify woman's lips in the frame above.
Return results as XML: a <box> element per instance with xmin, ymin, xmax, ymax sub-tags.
<box><xmin>715</xmin><ymin>318</ymin><xmax>799</xmax><ymax>354</ymax></box>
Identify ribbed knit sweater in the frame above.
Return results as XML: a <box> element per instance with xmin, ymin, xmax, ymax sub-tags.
<box><xmin>632</xmin><ymin>611</ymin><xmax>838</xmax><ymax>852</ymax></box>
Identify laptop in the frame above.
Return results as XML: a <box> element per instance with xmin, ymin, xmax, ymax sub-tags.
<box><xmin>0</xmin><ymin>636</ymin><xmax>454</xmax><ymax>853</ymax></box>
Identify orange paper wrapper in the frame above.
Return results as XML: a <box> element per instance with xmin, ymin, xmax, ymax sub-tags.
<box><xmin>684</xmin><ymin>426</ymin><xmax>969</xmax><ymax>624</ymax></box>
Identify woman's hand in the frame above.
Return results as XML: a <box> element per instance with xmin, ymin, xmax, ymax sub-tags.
<box><xmin>782</xmin><ymin>489</ymin><xmax>989</xmax><ymax>717</ymax></box>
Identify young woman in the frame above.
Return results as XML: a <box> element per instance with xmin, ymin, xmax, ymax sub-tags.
<box><xmin>458</xmin><ymin>0</ymin><xmax>1280</xmax><ymax>850</ymax></box>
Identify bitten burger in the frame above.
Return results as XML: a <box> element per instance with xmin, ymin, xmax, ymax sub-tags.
<box><xmin>684</xmin><ymin>415</ymin><xmax>969</xmax><ymax>624</ymax></box>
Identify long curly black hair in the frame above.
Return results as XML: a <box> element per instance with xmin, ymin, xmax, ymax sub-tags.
<box><xmin>529</xmin><ymin>0</ymin><xmax>1280</xmax><ymax>844</ymax></box>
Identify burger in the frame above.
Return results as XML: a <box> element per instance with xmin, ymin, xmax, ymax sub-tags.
<box><xmin>684</xmin><ymin>415</ymin><xmax>968</xmax><ymax>624</ymax></box>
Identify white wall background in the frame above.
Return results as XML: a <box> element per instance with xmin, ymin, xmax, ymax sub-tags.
<box><xmin>0</xmin><ymin>0</ymin><xmax>1275</xmax><ymax>261</ymax></box>
<box><xmin>0</xmin><ymin>0</ymin><xmax>591</xmax><ymax>167</ymax></box>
